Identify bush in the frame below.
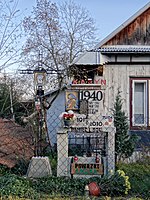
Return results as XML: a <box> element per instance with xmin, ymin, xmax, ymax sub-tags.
<box><xmin>31</xmin><ymin>171</ymin><xmax>131</xmax><ymax>197</ymax></box>
<box><xmin>0</xmin><ymin>164</ymin><xmax>10</xmax><ymax>175</ymax></box>
<box><xmin>88</xmin><ymin>170</ymin><xmax>131</xmax><ymax>197</ymax></box>
<box><xmin>0</xmin><ymin>159</ymin><xmax>29</xmax><ymax>176</ymax></box>
<box><xmin>32</xmin><ymin>176</ymin><xmax>87</xmax><ymax>196</ymax></box>
<box><xmin>0</xmin><ymin>174</ymin><xmax>38</xmax><ymax>199</ymax></box>
<box><xmin>0</xmin><ymin>162</ymin><xmax>149</xmax><ymax>199</ymax></box>
<box><xmin>0</xmin><ymin>171</ymin><xmax>131</xmax><ymax>198</ymax></box>
<box><xmin>10</xmin><ymin>159</ymin><xmax>29</xmax><ymax>176</ymax></box>
<box><xmin>117</xmin><ymin>161</ymin><xmax>150</xmax><ymax>199</ymax></box>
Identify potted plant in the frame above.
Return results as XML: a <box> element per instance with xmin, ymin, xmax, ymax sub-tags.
<box><xmin>59</xmin><ymin>110</ymin><xmax>76</xmax><ymax>127</ymax></box>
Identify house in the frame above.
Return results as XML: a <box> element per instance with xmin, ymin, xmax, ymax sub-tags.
<box><xmin>69</xmin><ymin>2</ymin><xmax>150</xmax><ymax>152</ymax></box>
<box><xmin>46</xmin><ymin>3</ymin><xmax>150</xmax><ymax>162</ymax></box>
<box><xmin>45</xmin><ymin>2</ymin><xmax>150</xmax><ymax>177</ymax></box>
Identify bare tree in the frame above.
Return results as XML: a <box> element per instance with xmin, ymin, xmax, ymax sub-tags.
<box><xmin>59</xmin><ymin>0</ymin><xmax>97</xmax><ymax>64</ymax></box>
<box><xmin>22</xmin><ymin>1</ymin><xmax>64</xmax><ymax>79</ymax></box>
<box><xmin>0</xmin><ymin>0</ymin><xmax>22</xmax><ymax>71</ymax></box>
<box><xmin>21</xmin><ymin>0</ymin><xmax>97</xmax><ymax>84</ymax></box>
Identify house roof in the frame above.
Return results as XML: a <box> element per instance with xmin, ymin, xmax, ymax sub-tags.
<box><xmin>71</xmin><ymin>51</ymin><xmax>109</xmax><ymax>65</ymax></box>
<box><xmin>71</xmin><ymin>44</ymin><xmax>150</xmax><ymax>66</ymax></box>
<box><xmin>70</xmin><ymin>2</ymin><xmax>150</xmax><ymax>66</ymax></box>
<box><xmin>96</xmin><ymin>45</ymin><xmax>150</xmax><ymax>53</ymax></box>
<box><xmin>94</xmin><ymin>2</ymin><xmax>150</xmax><ymax>48</ymax></box>
<box><xmin>44</xmin><ymin>88</ymin><xmax>60</xmax><ymax>97</ymax></box>
<box><xmin>0</xmin><ymin>118</ymin><xmax>34</xmax><ymax>168</ymax></box>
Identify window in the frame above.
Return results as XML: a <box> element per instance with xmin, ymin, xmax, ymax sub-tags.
<box><xmin>131</xmin><ymin>78</ymin><xmax>149</xmax><ymax>127</ymax></box>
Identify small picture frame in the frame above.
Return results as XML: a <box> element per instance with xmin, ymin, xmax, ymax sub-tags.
<box><xmin>65</xmin><ymin>90</ymin><xmax>79</xmax><ymax>111</ymax></box>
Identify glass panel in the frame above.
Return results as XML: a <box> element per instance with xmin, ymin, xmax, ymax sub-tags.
<box><xmin>134</xmin><ymin>82</ymin><xmax>144</xmax><ymax>124</ymax></box>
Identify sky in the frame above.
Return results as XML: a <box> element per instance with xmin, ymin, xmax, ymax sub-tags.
<box><xmin>18</xmin><ymin>0</ymin><xmax>150</xmax><ymax>40</ymax></box>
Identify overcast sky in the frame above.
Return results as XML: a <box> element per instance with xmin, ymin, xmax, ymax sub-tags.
<box><xmin>18</xmin><ymin>0</ymin><xmax>150</xmax><ymax>40</ymax></box>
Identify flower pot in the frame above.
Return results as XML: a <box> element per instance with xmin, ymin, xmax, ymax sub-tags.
<box><xmin>64</xmin><ymin>120</ymin><xmax>71</xmax><ymax>127</ymax></box>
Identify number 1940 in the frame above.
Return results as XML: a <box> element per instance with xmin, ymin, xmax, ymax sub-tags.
<box><xmin>80</xmin><ymin>90</ymin><xmax>103</xmax><ymax>101</ymax></box>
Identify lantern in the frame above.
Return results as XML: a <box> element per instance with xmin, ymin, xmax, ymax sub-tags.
<box><xmin>34</xmin><ymin>67</ymin><xmax>47</xmax><ymax>96</ymax></box>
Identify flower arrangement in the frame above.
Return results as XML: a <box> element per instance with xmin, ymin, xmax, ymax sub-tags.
<box><xmin>59</xmin><ymin>110</ymin><xmax>76</xmax><ymax>127</ymax></box>
<box><xmin>59</xmin><ymin>110</ymin><xmax>76</xmax><ymax>121</ymax></box>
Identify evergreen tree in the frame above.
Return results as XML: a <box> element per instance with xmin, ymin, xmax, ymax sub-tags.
<box><xmin>113</xmin><ymin>90</ymin><xmax>138</xmax><ymax>162</ymax></box>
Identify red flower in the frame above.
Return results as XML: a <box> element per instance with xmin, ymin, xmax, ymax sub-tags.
<box><xmin>63</xmin><ymin>113</ymin><xmax>74</xmax><ymax>120</ymax></box>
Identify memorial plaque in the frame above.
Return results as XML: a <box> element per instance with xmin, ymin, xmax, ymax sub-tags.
<box><xmin>79</xmin><ymin>100</ymin><xmax>88</xmax><ymax>116</ymax></box>
<box><xmin>71</xmin><ymin>163</ymin><xmax>103</xmax><ymax>175</ymax></box>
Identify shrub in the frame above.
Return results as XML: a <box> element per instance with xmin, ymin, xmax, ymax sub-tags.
<box><xmin>10</xmin><ymin>159</ymin><xmax>29</xmax><ymax>176</ymax></box>
<box><xmin>0</xmin><ymin>162</ymin><xmax>149</xmax><ymax>199</ymax></box>
<box><xmin>0</xmin><ymin>174</ymin><xmax>38</xmax><ymax>199</ymax></box>
<box><xmin>0</xmin><ymin>159</ymin><xmax>29</xmax><ymax>176</ymax></box>
<box><xmin>32</xmin><ymin>170</ymin><xmax>131</xmax><ymax>197</ymax></box>
<box><xmin>88</xmin><ymin>170</ymin><xmax>131</xmax><ymax>197</ymax></box>
<box><xmin>32</xmin><ymin>176</ymin><xmax>87</xmax><ymax>196</ymax></box>
<box><xmin>117</xmin><ymin>162</ymin><xmax>150</xmax><ymax>199</ymax></box>
<box><xmin>0</xmin><ymin>164</ymin><xmax>10</xmax><ymax>175</ymax></box>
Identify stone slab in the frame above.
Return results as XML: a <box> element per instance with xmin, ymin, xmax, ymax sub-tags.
<box><xmin>26</xmin><ymin>156</ymin><xmax>52</xmax><ymax>178</ymax></box>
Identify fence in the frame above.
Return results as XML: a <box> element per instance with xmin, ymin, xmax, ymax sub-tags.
<box><xmin>0</xmin><ymin>77</ymin><xmax>150</xmax><ymax>199</ymax></box>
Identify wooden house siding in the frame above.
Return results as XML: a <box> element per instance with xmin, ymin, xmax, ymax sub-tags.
<box><xmin>103</xmin><ymin>8</ymin><xmax>150</xmax><ymax>46</ymax></box>
<box><xmin>104</xmin><ymin>64</ymin><xmax>150</xmax><ymax>118</ymax></box>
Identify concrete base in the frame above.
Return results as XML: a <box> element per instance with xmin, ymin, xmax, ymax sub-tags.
<box><xmin>57</xmin><ymin>127</ymin><xmax>116</xmax><ymax>177</ymax></box>
<box><xmin>26</xmin><ymin>156</ymin><xmax>52</xmax><ymax>178</ymax></box>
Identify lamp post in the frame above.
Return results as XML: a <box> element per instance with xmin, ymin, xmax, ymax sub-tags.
<box><xmin>34</xmin><ymin>67</ymin><xmax>47</xmax><ymax>156</ymax></box>
<box><xmin>19</xmin><ymin>66</ymin><xmax>63</xmax><ymax>156</ymax></box>
<box><xmin>19</xmin><ymin>63</ymin><xmax>64</xmax><ymax>157</ymax></box>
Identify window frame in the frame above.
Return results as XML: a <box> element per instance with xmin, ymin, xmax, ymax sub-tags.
<box><xmin>130</xmin><ymin>77</ymin><xmax>149</xmax><ymax>129</ymax></box>
<box><xmin>132</xmin><ymin>80</ymin><xmax>147</xmax><ymax>126</ymax></box>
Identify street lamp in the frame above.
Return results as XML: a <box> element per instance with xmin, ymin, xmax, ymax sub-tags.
<box><xmin>19</xmin><ymin>66</ymin><xmax>51</xmax><ymax>156</ymax></box>
<box><xmin>33</xmin><ymin>67</ymin><xmax>47</xmax><ymax>156</ymax></box>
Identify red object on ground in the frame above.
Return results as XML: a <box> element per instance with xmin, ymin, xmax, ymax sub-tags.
<box><xmin>88</xmin><ymin>182</ymin><xmax>101</xmax><ymax>196</ymax></box>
